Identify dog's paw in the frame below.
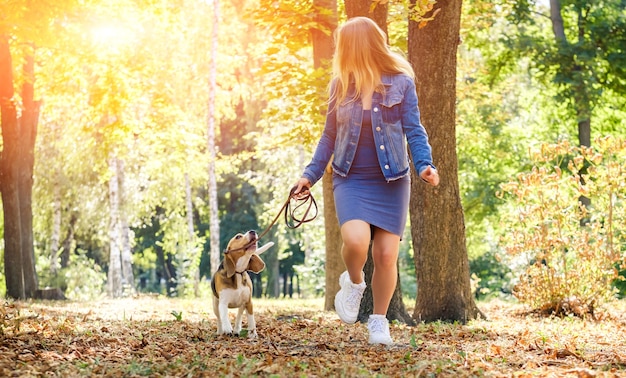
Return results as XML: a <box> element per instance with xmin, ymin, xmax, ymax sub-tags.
<box><xmin>219</xmin><ymin>323</ymin><xmax>234</xmax><ymax>335</ymax></box>
<box><xmin>247</xmin><ymin>329</ymin><xmax>258</xmax><ymax>339</ymax></box>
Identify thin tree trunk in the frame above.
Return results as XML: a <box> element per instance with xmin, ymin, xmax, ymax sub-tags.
<box><xmin>549</xmin><ymin>0</ymin><xmax>591</xmax><ymax>217</ymax></box>
<box><xmin>117</xmin><ymin>158</ymin><xmax>135</xmax><ymax>294</ymax></box>
<box><xmin>184</xmin><ymin>172</ymin><xmax>201</xmax><ymax>297</ymax></box>
<box><xmin>208</xmin><ymin>0</ymin><xmax>221</xmax><ymax>277</ymax></box>
<box><xmin>60</xmin><ymin>212</ymin><xmax>77</xmax><ymax>269</ymax></box>
<box><xmin>549</xmin><ymin>0</ymin><xmax>566</xmax><ymax>41</ymax></box>
<box><xmin>107</xmin><ymin>155</ymin><xmax>123</xmax><ymax>298</ymax></box>
<box><xmin>409</xmin><ymin>0</ymin><xmax>482</xmax><ymax>323</ymax></box>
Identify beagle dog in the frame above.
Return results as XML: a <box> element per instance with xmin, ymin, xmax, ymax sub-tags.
<box><xmin>211</xmin><ymin>230</ymin><xmax>273</xmax><ymax>338</ymax></box>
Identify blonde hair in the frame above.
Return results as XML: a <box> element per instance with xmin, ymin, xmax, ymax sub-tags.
<box><xmin>331</xmin><ymin>16</ymin><xmax>414</xmax><ymax>105</ymax></box>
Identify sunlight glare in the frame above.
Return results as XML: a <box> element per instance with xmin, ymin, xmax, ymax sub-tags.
<box><xmin>90</xmin><ymin>22</ymin><xmax>134</xmax><ymax>51</ymax></box>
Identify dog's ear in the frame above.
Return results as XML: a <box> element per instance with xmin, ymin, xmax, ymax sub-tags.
<box><xmin>224</xmin><ymin>253</ymin><xmax>237</xmax><ymax>278</ymax></box>
<box><xmin>248</xmin><ymin>255</ymin><xmax>265</xmax><ymax>274</ymax></box>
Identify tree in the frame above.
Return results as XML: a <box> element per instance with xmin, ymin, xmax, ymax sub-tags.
<box><xmin>310</xmin><ymin>0</ymin><xmax>340</xmax><ymax>311</ymax></box>
<box><xmin>339</xmin><ymin>0</ymin><xmax>415</xmax><ymax>324</ymax></box>
<box><xmin>0</xmin><ymin>37</ymin><xmax>39</xmax><ymax>299</ymax></box>
<box><xmin>408</xmin><ymin>0</ymin><xmax>483</xmax><ymax>322</ymax></box>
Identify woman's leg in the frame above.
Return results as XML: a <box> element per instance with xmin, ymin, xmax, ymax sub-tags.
<box><xmin>340</xmin><ymin>220</ymin><xmax>371</xmax><ymax>284</ymax></box>
<box><xmin>370</xmin><ymin>228</ymin><xmax>400</xmax><ymax>315</ymax></box>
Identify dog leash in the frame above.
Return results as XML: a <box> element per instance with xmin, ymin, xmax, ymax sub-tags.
<box><xmin>224</xmin><ymin>186</ymin><xmax>318</xmax><ymax>253</ymax></box>
<box><xmin>260</xmin><ymin>185</ymin><xmax>318</xmax><ymax>238</ymax></box>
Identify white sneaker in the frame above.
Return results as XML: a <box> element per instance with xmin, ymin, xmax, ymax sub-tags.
<box><xmin>368</xmin><ymin>314</ymin><xmax>393</xmax><ymax>345</ymax></box>
<box><xmin>334</xmin><ymin>271</ymin><xmax>366</xmax><ymax>324</ymax></box>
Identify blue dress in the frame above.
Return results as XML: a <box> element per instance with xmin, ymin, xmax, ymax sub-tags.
<box><xmin>332</xmin><ymin>110</ymin><xmax>410</xmax><ymax>237</ymax></box>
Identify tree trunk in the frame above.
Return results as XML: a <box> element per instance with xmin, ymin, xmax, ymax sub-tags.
<box><xmin>1</xmin><ymin>35</ymin><xmax>24</xmax><ymax>299</ymax></box>
<box><xmin>311</xmin><ymin>0</ymin><xmax>340</xmax><ymax>311</ymax></box>
<box><xmin>208</xmin><ymin>0</ymin><xmax>221</xmax><ymax>277</ymax></box>
<box><xmin>343</xmin><ymin>0</ymin><xmax>414</xmax><ymax>324</ymax></box>
<box><xmin>345</xmin><ymin>0</ymin><xmax>388</xmax><ymax>31</ymax></box>
<box><xmin>107</xmin><ymin>155</ymin><xmax>123</xmax><ymax>298</ymax></box>
<box><xmin>549</xmin><ymin>0</ymin><xmax>592</xmax><ymax>217</ymax></box>
<box><xmin>117</xmin><ymin>158</ymin><xmax>135</xmax><ymax>293</ymax></box>
<box><xmin>60</xmin><ymin>212</ymin><xmax>77</xmax><ymax>269</ymax></box>
<box><xmin>184</xmin><ymin>172</ymin><xmax>201</xmax><ymax>297</ymax></box>
<box><xmin>0</xmin><ymin>36</ymin><xmax>38</xmax><ymax>299</ymax></box>
<box><xmin>322</xmin><ymin>170</ymin><xmax>342</xmax><ymax>310</ymax></box>
<box><xmin>18</xmin><ymin>49</ymin><xmax>39</xmax><ymax>297</ymax></box>
<box><xmin>408</xmin><ymin>0</ymin><xmax>483</xmax><ymax>323</ymax></box>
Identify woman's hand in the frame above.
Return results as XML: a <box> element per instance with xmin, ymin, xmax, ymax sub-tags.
<box><xmin>292</xmin><ymin>178</ymin><xmax>312</xmax><ymax>198</ymax></box>
<box><xmin>420</xmin><ymin>166</ymin><xmax>440</xmax><ymax>186</ymax></box>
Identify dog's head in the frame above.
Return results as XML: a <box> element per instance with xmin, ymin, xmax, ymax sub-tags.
<box><xmin>223</xmin><ymin>230</ymin><xmax>266</xmax><ymax>278</ymax></box>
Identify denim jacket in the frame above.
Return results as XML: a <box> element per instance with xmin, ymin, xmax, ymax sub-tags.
<box><xmin>302</xmin><ymin>73</ymin><xmax>435</xmax><ymax>185</ymax></box>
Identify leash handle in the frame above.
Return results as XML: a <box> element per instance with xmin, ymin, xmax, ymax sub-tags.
<box><xmin>255</xmin><ymin>186</ymin><xmax>318</xmax><ymax>242</ymax></box>
<box><xmin>285</xmin><ymin>186</ymin><xmax>317</xmax><ymax>229</ymax></box>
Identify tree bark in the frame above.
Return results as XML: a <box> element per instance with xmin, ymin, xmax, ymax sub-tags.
<box><xmin>408</xmin><ymin>0</ymin><xmax>483</xmax><ymax>323</ymax></box>
<box><xmin>117</xmin><ymin>158</ymin><xmax>135</xmax><ymax>293</ymax></box>
<box><xmin>184</xmin><ymin>172</ymin><xmax>201</xmax><ymax>297</ymax></box>
<box><xmin>311</xmin><ymin>0</ymin><xmax>340</xmax><ymax>311</ymax></box>
<box><xmin>107</xmin><ymin>155</ymin><xmax>123</xmax><ymax>298</ymax></box>
<box><xmin>1</xmin><ymin>35</ymin><xmax>24</xmax><ymax>299</ymax></box>
<box><xmin>345</xmin><ymin>0</ymin><xmax>388</xmax><ymax>31</ymax></box>
<box><xmin>1</xmin><ymin>36</ymin><xmax>39</xmax><ymax>299</ymax></box>
<box><xmin>18</xmin><ymin>49</ymin><xmax>39</xmax><ymax>297</ymax></box>
<box><xmin>549</xmin><ymin>0</ymin><xmax>592</xmax><ymax>216</ymax></box>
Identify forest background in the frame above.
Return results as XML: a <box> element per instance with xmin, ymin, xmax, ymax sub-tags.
<box><xmin>1</xmin><ymin>0</ymin><xmax>626</xmax><ymax>314</ymax></box>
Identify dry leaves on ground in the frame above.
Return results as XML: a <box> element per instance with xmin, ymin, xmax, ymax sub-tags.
<box><xmin>1</xmin><ymin>297</ymin><xmax>625</xmax><ymax>377</ymax></box>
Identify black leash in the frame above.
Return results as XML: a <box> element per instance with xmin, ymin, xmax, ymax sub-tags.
<box><xmin>224</xmin><ymin>187</ymin><xmax>317</xmax><ymax>253</ymax></box>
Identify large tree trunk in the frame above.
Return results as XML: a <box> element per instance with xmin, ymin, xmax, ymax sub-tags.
<box><xmin>408</xmin><ymin>0</ymin><xmax>482</xmax><ymax>323</ymax></box>
<box><xmin>0</xmin><ymin>37</ymin><xmax>39</xmax><ymax>299</ymax></box>
<box><xmin>1</xmin><ymin>35</ymin><xmax>24</xmax><ymax>299</ymax></box>
<box><xmin>18</xmin><ymin>50</ymin><xmax>39</xmax><ymax>297</ymax></box>
<box><xmin>311</xmin><ymin>0</ymin><xmax>340</xmax><ymax>311</ymax></box>
<box><xmin>342</xmin><ymin>0</ymin><xmax>414</xmax><ymax>325</ymax></box>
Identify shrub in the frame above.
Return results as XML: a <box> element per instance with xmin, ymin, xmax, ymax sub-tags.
<box><xmin>499</xmin><ymin>137</ymin><xmax>626</xmax><ymax>316</ymax></box>
<box><xmin>37</xmin><ymin>249</ymin><xmax>106</xmax><ymax>301</ymax></box>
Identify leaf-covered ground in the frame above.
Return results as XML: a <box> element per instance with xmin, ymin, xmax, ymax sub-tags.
<box><xmin>1</xmin><ymin>296</ymin><xmax>625</xmax><ymax>377</ymax></box>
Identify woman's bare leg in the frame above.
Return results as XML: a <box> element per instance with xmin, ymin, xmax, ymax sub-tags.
<box><xmin>340</xmin><ymin>220</ymin><xmax>370</xmax><ymax>284</ymax></box>
<box><xmin>371</xmin><ymin>228</ymin><xmax>400</xmax><ymax>315</ymax></box>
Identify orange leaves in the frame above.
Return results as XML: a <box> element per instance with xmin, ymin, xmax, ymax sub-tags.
<box><xmin>1</xmin><ymin>298</ymin><xmax>625</xmax><ymax>376</ymax></box>
<box><xmin>498</xmin><ymin>137</ymin><xmax>626</xmax><ymax>315</ymax></box>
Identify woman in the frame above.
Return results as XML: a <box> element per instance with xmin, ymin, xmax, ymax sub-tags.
<box><xmin>293</xmin><ymin>17</ymin><xmax>439</xmax><ymax>345</ymax></box>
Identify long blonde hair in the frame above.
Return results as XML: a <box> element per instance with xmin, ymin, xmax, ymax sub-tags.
<box><xmin>331</xmin><ymin>16</ymin><xmax>414</xmax><ymax>105</ymax></box>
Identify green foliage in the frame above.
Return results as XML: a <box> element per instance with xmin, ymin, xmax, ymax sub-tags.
<box><xmin>37</xmin><ymin>250</ymin><xmax>106</xmax><ymax>301</ymax></box>
<box><xmin>469</xmin><ymin>251</ymin><xmax>513</xmax><ymax>299</ymax></box>
<box><xmin>499</xmin><ymin>137</ymin><xmax>626</xmax><ymax>315</ymax></box>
